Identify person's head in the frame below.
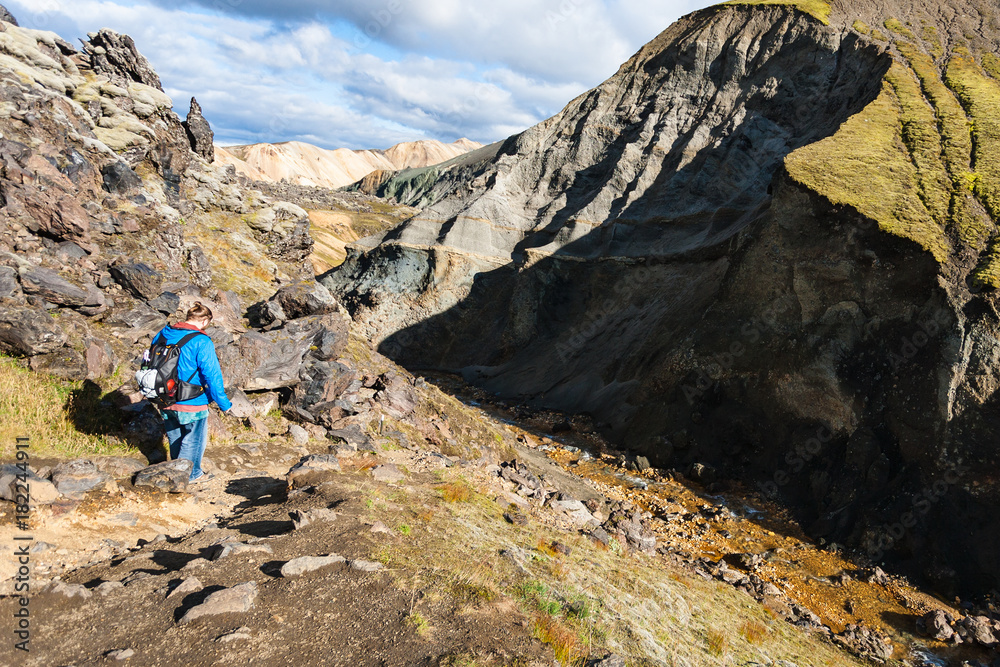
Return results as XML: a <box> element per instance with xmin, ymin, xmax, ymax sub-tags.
<box><xmin>184</xmin><ymin>302</ymin><xmax>213</xmax><ymax>330</ymax></box>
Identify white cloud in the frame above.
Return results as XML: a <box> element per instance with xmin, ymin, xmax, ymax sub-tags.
<box><xmin>1</xmin><ymin>0</ymin><xmax>717</xmax><ymax>149</ymax></box>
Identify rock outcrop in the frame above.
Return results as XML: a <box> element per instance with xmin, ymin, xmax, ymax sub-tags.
<box><xmin>324</xmin><ymin>0</ymin><xmax>1000</xmax><ymax>594</ymax></box>
<box><xmin>0</xmin><ymin>4</ymin><xmax>17</xmax><ymax>26</ymax></box>
<box><xmin>183</xmin><ymin>97</ymin><xmax>214</xmax><ymax>162</ymax></box>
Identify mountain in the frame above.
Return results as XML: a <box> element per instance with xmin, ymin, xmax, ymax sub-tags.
<box><xmin>324</xmin><ymin>0</ymin><xmax>1000</xmax><ymax>594</ymax></box>
<box><xmin>3</xmin><ymin>3</ymin><xmax>1000</xmax><ymax>664</ymax></box>
<box><xmin>214</xmin><ymin>138</ymin><xmax>483</xmax><ymax>190</ymax></box>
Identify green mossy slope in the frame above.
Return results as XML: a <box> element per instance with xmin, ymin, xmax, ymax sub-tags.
<box><xmin>724</xmin><ymin>0</ymin><xmax>831</xmax><ymax>25</ymax></box>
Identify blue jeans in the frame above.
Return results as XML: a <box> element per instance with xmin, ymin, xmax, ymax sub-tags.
<box><xmin>163</xmin><ymin>412</ymin><xmax>208</xmax><ymax>481</ymax></box>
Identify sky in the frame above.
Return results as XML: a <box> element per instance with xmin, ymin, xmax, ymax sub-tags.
<box><xmin>8</xmin><ymin>0</ymin><xmax>717</xmax><ymax>150</ymax></box>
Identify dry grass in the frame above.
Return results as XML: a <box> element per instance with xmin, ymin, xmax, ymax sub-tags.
<box><xmin>437</xmin><ymin>480</ymin><xmax>474</xmax><ymax>503</ymax></box>
<box><xmin>706</xmin><ymin>629</ymin><xmax>729</xmax><ymax>657</ymax></box>
<box><xmin>351</xmin><ymin>461</ymin><xmax>864</xmax><ymax>667</ymax></box>
<box><xmin>739</xmin><ymin>619</ymin><xmax>769</xmax><ymax>645</ymax></box>
<box><xmin>533</xmin><ymin>614</ymin><xmax>581</xmax><ymax>665</ymax></box>
<box><xmin>0</xmin><ymin>356</ymin><xmax>134</xmax><ymax>458</ymax></box>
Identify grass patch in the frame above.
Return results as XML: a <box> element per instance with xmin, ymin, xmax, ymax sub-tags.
<box><xmin>785</xmin><ymin>78</ymin><xmax>950</xmax><ymax>262</ymax></box>
<box><xmin>406</xmin><ymin>611</ymin><xmax>431</xmax><ymax>637</ymax></box>
<box><xmin>723</xmin><ymin>0</ymin><xmax>830</xmax><ymax>25</ymax></box>
<box><xmin>437</xmin><ymin>480</ymin><xmax>474</xmax><ymax>503</ymax></box>
<box><xmin>532</xmin><ymin>614</ymin><xmax>580</xmax><ymax>666</ymax></box>
<box><xmin>871</xmin><ymin>29</ymin><xmax>888</xmax><ymax>42</ymax></box>
<box><xmin>852</xmin><ymin>20</ymin><xmax>869</xmax><ymax>35</ymax></box>
<box><xmin>985</xmin><ymin>53</ymin><xmax>1000</xmax><ymax>82</ymax></box>
<box><xmin>946</xmin><ymin>51</ymin><xmax>1000</xmax><ymax>221</ymax></box>
<box><xmin>0</xmin><ymin>356</ymin><xmax>135</xmax><ymax>458</ymax></box>
<box><xmin>739</xmin><ymin>619</ymin><xmax>769</xmax><ymax>645</ymax></box>
<box><xmin>883</xmin><ymin>18</ymin><xmax>915</xmax><ymax>41</ymax></box>
<box><xmin>885</xmin><ymin>60</ymin><xmax>951</xmax><ymax>226</ymax></box>
<box><xmin>706</xmin><ymin>629</ymin><xmax>729</xmax><ymax>657</ymax></box>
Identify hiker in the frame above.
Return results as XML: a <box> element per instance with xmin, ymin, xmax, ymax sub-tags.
<box><xmin>151</xmin><ymin>302</ymin><xmax>232</xmax><ymax>483</ymax></box>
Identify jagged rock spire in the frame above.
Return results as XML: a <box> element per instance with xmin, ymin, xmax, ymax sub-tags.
<box><xmin>183</xmin><ymin>97</ymin><xmax>215</xmax><ymax>162</ymax></box>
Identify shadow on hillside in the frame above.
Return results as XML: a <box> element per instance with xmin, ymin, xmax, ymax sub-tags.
<box><xmin>64</xmin><ymin>380</ymin><xmax>167</xmax><ymax>463</ymax></box>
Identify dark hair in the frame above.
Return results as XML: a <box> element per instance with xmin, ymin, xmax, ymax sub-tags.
<box><xmin>185</xmin><ymin>301</ymin><xmax>213</xmax><ymax>322</ymax></box>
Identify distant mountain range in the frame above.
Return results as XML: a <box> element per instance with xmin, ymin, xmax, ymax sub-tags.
<box><xmin>215</xmin><ymin>138</ymin><xmax>483</xmax><ymax>190</ymax></box>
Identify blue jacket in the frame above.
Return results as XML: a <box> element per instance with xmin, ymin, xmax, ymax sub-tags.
<box><xmin>153</xmin><ymin>324</ymin><xmax>232</xmax><ymax>412</ymax></box>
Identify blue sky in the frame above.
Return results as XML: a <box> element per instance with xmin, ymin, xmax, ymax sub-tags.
<box><xmin>8</xmin><ymin>0</ymin><xmax>716</xmax><ymax>150</ymax></box>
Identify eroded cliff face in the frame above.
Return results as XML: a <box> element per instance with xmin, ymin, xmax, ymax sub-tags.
<box><xmin>326</xmin><ymin>1</ymin><xmax>1000</xmax><ymax>593</ymax></box>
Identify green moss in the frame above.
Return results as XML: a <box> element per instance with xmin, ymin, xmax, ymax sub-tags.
<box><xmin>884</xmin><ymin>18</ymin><xmax>916</xmax><ymax>41</ymax></box>
<box><xmin>852</xmin><ymin>20</ymin><xmax>870</xmax><ymax>35</ymax></box>
<box><xmin>971</xmin><ymin>237</ymin><xmax>1000</xmax><ymax>288</ymax></box>
<box><xmin>723</xmin><ymin>0</ymin><xmax>831</xmax><ymax>25</ymax></box>
<box><xmin>885</xmin><ymin>61</ymin><xmax>951</xmax><ymax>226</ymax></box>
<box><xmin>871</xmin><ymin>29</ymin><xmax>889</xmax><ymax>43</ymax></box>
<box><xmin>945</xmin><ymin>53</ymin><xmax>1000</xmax><ymax>221</ymax></box>
<box><xmin>785</xmin><ymin>80</ymin><xmax>949</xmax><ymax>262</ymax></box>
<box><xmin>984</xmin><ymin>53</ymin><xmax>1000</xmax><ymax>81</ymax></box>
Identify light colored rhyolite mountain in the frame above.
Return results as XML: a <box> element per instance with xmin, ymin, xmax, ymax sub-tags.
<box><xmin>326</xmin><ymin>0</ymin><xmax>1000</xmax><ymax>594</ymax></box>
<box><xmin>214</xmin><ymin>138</ymin><xmax>482</xmax><ymax>189</ymax></box>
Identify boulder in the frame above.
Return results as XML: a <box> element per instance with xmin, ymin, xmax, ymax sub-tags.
<box><xmin>110</xmin><ymin>262</ymin><xmax>162</xmax><ymax>300</ymax></box>
<box><xmin>833</xmin><ymin>624</ymin><xmax>893</xmax><ymax>663</ymax></box>
<box><xmin>50</xmin><ymin>459</ymin><xmax>112</xmax><ymax>499</ymax></box>
<box><xmin>286</xmin><ymin>454</ymin><xmax>340</xmax><ymax>489</ymax></box>
<box><xmin>29</xmin><ymin>348</ymin><xmax>89</xmax><ymax>380</ymax></box>
<box><xmin>288</xmin><ymin>508</ymin><xmax>336</xmax><ymax>530</ymax></box>
<box><xmin>18</xmin><ymin>267</ymin><xmax>97</xmax><ymax>308</ymax></box>
<box><xmin>183</xmin><ymin>98</ymin><xmax>214</xmax><ymax>162</ymax></box>
<box><xmin>961</xmin><ymin>615</ymin><xmax>998</xmax><ymax>647</ymax></box>
<box><xmin>105</xmin><ymin>304</ymin><xmax>165</xmax><ymax>340</ymax></box>
<box><xmin>349</xmin><ymin>559</ymin><xmax>384</xmax><ymax>572</ymax></box>
<box><xmin>92</xmin><ymin>456</ymin><xmax>147</xmax><ymax>479</ymax></box>
<box><xmin>288</xmin><ymin>424</ymin><xmax>309</xmax><ymax>445</ymax></box>
<box><xmin>0</xmin><ymin>306</ymin><xmax>67</xmax><ymax>355</ymax></box>
<box><xmin>280</xmin><ymin>554</ymin><xmax>345</xmax><ymax>577</ymax></box>
<box><xmin>0</xmin><ymin>266</ymin><xmax>20</xmax><ymax>299</ymax></box>
<box><xmin>178</xmin><ymin>582</ymin><xmax>258</xmax><ymax>624</ymax></box>
<box><xmin>549</xmin><ymin>499</ymin><xmax>597</xmax><ymax>528</ymax></box>
<box><xmin>0</xmin><ymin>465</ymin><xmax>61</xmax><ymax>508</ymax></box>
<box><xmin>101</xmin><ymin>162</ymin><xmax>141</xmax><ymax>195</ymax></box>
<box><xmin>371</xmin><ymin>464</ymin><xmax>405</xmax><ymax>484</ymax></box>
<box><xmin>133</xmin><ymin>460</ymin><xmax>192</xmax><ymax>493</ymax></box>
<box><xmin>374</xmin><ymin>371</ymin><xmax>418</xmax><ymax>419</ymax></box>
<box><xmin>271</xmin><ymin>280</ymin><xmax>337</xmax><ymax>319</ymax></box>
<box><xmin>920</xmin><ymin>609</ymin><xmax>954</xmax><ymax>642</ymax></box>
<box><xmin>327</xmin><ymin>425</ymin><xmax>374</xmax><ymax>451</ymax></box>
<box><xmin>207</xmin><ymin>542</ymin><xmax>273</xmax><ymax>561</ymax></box>
<box><xmin>188</xmin><ymin>247</ymin><xmax>212</xmax><ymax>288</ymax></box>
<box><xmin>84</xmin><ymin>339</ymin><xmax>117</xmax><ymax>379</ymax></box>
<box><xmin>148</xmin><ymin>291</ymin><xmax>180</xmax><ymax>315</ymax></box>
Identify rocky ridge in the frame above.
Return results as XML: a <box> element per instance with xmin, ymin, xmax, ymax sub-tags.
<box><xmin>215</xmin><ymin>137</ymin><xmax>483</xmax><ymax>191</ymax></box>
<box><xmin>324</xmin><ymin>0</ymin><xmax>1000</xmax><ymax>596</ymax></box>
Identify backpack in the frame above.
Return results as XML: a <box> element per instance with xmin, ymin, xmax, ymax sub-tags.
<box><xmin>135</xmin><ymin>330</ymin><xmax>207</xmax><ymax>406</ymax></box>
